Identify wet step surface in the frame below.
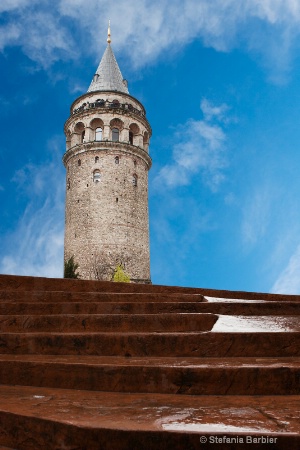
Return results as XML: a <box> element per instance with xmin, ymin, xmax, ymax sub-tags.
<box><xmin>213</xmin><ymin>315</ymin><xmax>300</xmax><ymax>332</ymax></box>
<box><xmin>0</xmin><ymin>355</ymin><xmax>298</xmax><ymax>395</ymax></box>
<box><xmin>0</xmin><ymin>275</ymin><xmax>299</xmax><ymax>448</ymax></box>
<box><xmin>0</xmin><ymin>291</ymin><xmax>206</xmax><ymax>303</ymax></box>
<box><xmin>2</xmin><ymin>313</ymin><xmax>299</xmax><ymax>333</ymax></box>
<box><xmin>0</xmin><ymin>301</ymin><xmax>299</xmax><ymax>315</ymax></box>
<box><xmin>0</xmin><ymin>313</ymin><xmax>217</xmax><ymax>332</ymax></box>
<box><xmin>0</xmin><ymin>313</ymin><xmax>300</xmax><ymax>333</ymax></box>
<box><xmin>0</xmin><ymin>385</ymin><xmax>299</xmax><ymax>450</ymax></box>
<box><xmin>0</xmin><ymin>331</ymin><xmax>299</xmax><ymax>356</ymax></box>
<box><xmin>2</xmin><ymin>273</ymin><xmax>300</xmax><ymax>301</ymax></box>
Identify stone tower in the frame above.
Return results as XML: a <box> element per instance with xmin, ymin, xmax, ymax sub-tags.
<box><xmin>63</xmin><ymin>25</ymin><xmax>152</xmax><ymax>283</ymax></box>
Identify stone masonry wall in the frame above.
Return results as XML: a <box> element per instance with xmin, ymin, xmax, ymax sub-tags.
<box><xmin>63</xmin><ymin>91</ymin><xmax>152</xmax><ymax>282</ymax></box>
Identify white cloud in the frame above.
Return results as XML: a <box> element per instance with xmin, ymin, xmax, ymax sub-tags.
<box><xmin>1</xmin><ymin>0</ymin><xmax>300</xmax><ymax>79</ymax></box>
<box><xmin>271</xmin><ymin>244</ymin><xmax>300</xmax><ymax>294</ymax></box>
<box><xmin>154</xmin><ymin>99</ymin><xmax>228</xmax><ymax>191</ymax></box>
<box><xmin>0</xmin><ymin>0</ymin><xmax>32</xmax><ymax>13</ymax></box>
<box><xmin>0</xmin><ymin>138</ymin><xmax>65</xmax><ymax>278</ymax></box>
<box><xmin>241</xmin><ymin>185</ymin><xmax>272</xmax><ymax>247</ymax></box>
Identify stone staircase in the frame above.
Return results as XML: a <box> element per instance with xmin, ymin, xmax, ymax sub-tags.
<box><xmin>0</xmin><ymin>274</ymin><xmax>299</xmax><ymax>449</ymax></box>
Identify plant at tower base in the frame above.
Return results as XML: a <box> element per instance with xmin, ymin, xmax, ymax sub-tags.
<box><xmin>64</xmin><ymin>256</ymin><xmax>80</xmax><ymax>279</ymax></box>
<box><xmin>112</xmin><ymin>264</ymin><xmax>131</xmax><ymax>283</ymax></box>
<box><xmin>91</xmin><ymin>251</ymin><xmax>131</xmax><ymax>281</ymax></box>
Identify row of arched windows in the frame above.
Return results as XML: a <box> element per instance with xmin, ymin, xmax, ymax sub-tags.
<box><xmin>70</xmin><ymin>119</ymin><xmax>149</xmax><ymax>149</ymax></box>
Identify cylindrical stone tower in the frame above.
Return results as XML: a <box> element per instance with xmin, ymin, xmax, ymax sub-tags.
<box><xmin>63</xmin><ymin>26</ymin><xmax>152</xmax><ymax>283</ymax></box>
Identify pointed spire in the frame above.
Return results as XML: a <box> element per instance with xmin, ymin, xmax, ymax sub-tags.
<box><xmin>87</xmin><ymin>22</ymin><xmax>129</xmax><ymax>94</ymax></box>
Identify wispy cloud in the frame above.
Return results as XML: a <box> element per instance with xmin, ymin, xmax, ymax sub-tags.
<box><xmin>0</xmin><ymin>137</ymin><xmax>65</xmax><ymax>278</ymax></box>
<box><xmin>271</xmin><ymin>244</ymin><xmax>300</xmax><ymax>294</ymax></box>
<box><xmin>154</xmin><ymin>99</ymin><xmax>228</xmax><ymax>191</ymax></box>
<box><xmin>1</xmin><ymin>0</ymin><xmax>300</xmax><ymax>79</ymax></box>
<box><xmin>241</xmin><ymin>185</ymin><xmax>273</xmax><ymax>248</ymax></box>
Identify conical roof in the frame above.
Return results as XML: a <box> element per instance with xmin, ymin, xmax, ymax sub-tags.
<box><xmin>87</xmin><ymin>44</ymin><xmax>129</xmax><ymax>94</ymax></box>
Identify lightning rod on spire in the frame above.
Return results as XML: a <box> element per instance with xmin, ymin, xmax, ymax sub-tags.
<box><xmin>107</xmin><ymin>20</ymin><xmax>111</xmax><ymax>44</ymax></box>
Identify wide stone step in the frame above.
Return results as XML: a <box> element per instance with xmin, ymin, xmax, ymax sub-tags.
<box><xmin>0</xmin><ymin>313</ymin><xmax>217</xmax><ymax>332</ymax></box>
<box><xmin>1</xmin><ymin>274</ymin><xmax>300</xmax><ymax>301</ymax></box>
<box><xmin>0</xmin><ymin>332</ymin><xmax>299</xmax><ymax>356</ymax></box>
<box><xmin>0</xmin><ymin>301</ymin><xmax>299</xmax><ymax>315</ymax></box>
<box><xmin>0</xmin><ymin>355</ymin><xmax>299</xmax><ymax>395</ymax></box>
<box><xmin>0</xmin><ymin>385</ymin><xmax>298</xmax><ymax>450</ymax></box>
<box><xmin>0</xmin><ymin>291</ymin><xmax>205</xmax><ymax>303</ymax></box>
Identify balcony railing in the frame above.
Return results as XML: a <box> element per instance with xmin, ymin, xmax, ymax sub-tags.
<box><xmin>72</xmin><ymin>99</ymin><xmax>145</xmax><ymax>118</ymax></box>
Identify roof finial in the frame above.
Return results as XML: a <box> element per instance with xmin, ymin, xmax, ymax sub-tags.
<box><xmin>107</xmin><ymin>20</ymin><xmax>111</xmax><ymax>44</ymax></box>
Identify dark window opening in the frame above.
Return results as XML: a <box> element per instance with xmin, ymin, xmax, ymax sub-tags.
<box><xmin>95</xmin><ymin>156</ymin><xmax>99</xmax><ymax>163</ymax></box>
<box><xmin>112</xmin><ymin>99</ymin><xmax>120</xmax><ymax>108</ymax></box>
<box><xmin>132</xmin><ymin>174</ymin><xmax>138</xmax><ymax>187</ymax></box>
<box><xmin>129</xmin><ymin>131</ymin><xmax>133</xmax><ymax>145</ymax></box>
<box><xmin>78</xmin><ymin>159</ymin><xmax>81</xmax><ymax>166</ymax></box>
<box><xmin>115</xmin><ymin>156</ymin><xmax>119</xmax><ymax>164</ymax></box>
<box><xmin>81</xmin><ymin>130</ymin><xmax>85</xmax><ymax>143</ymax></box>
<box><xmin>112</xmin><ymin>128</ymin><xmax>119</xmax><ymax>142</ymax></box>
<box><xmin>93</xmin><ymin>170</ymin><xmax>101</xmax><ymax>183</ymax></box>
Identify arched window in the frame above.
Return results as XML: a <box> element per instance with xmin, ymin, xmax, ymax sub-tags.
<box><xmin>112</xmin><ymin>128</ymin><xmax>119</xmax><ymax>142</ymax></box>
<box><xmin>78</xmin><ymin>159</ymin><xmax>81</xmax><ymax>166</ymax></box>
<box><xmin>93</xmin><ymin>170</ymin><xmax>101</xmax><ymax>183</ymax></box>
<box><xmin>115</xmin><ymin>156</ymin><xmax>119</xmax><ymax>164</ymax></box>
<box><xmin>81</xmin><ymin>130</ymin><xmax>85</xmax><ymax>143</ymax></box>
<box><xmin>95</xmin><ymin>127</ymin><xmax>102</xmax><ymax>141</ymax></box>
<box><xmin>129</xmin><ymin>123</ymin><xmax>140</xmax><ymax>146</ymax></box>
<box><xmin>129</xmin><ymin>131</ymin><xmax>133</xmax><ymax>145</ymax></box>
<box><xmin>132</xmin><ymin>174</ymin><xmax>138</xmax><ymax>187</ymax></box>
<box><xmin>95</xmin><ymin>156</ymin><xmax>99</xmax><ymax>163</ymax></box>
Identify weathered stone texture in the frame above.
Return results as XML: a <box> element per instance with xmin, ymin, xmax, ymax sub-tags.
<box><xmin>63</xmin><ymin>91</ymin><xmax>152</xmax><ymax>282</ymax></box>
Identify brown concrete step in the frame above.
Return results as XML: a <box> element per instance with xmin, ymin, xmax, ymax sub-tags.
<box><xmin>0</xmin><ymin>291</ymin><xmax>205</xmax><ymax>303</ymax></box>
<box><xmin>0</xmin><ymin>385</ymin><xmax>299</xmax><ymax>450</ymax></box>
<box><xmin>0</xmin><ymin>301</ymin><xmax>299</xmax><ymax>315</ymax></box>
<box><xmin>1</xmin><ymin>273</ymin><xmax>300</xmax><ymax>301</ymax></box>
<box><xmin>0</xmin><ymin>354</ymin><xmax>299</xmax><ymax>395</ymax></box>
<box><xmin>0</xmin><ymin>313</ymin><xmax>297</xmax><ymax>333</ymax></box>
<box><xmin>0</xmin><ymin>332</ymin><xmax>299</xmax><ymax>357</ymax></box>
<box><xmin>0</xmin><ymin>313</ymin><xmax>217</xmax><ymax>332</ymax></box>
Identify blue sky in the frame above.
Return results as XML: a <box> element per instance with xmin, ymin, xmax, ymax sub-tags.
<box><xmin>1</xmin><ymin>0</ymin><xmax>300</xmax><ymax>294</ymax></box>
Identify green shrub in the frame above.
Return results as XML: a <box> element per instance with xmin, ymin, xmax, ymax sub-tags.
<box><xmin>64</xmin><ymin>256</ymin><xmax>80</xmax><ymax>279</ymax></box>
<box><xmin>112</xmin><ymin>264</ymin><xmax>130</xmax><ymax>283</ymax></box>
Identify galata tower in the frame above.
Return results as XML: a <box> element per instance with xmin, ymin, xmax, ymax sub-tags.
<box><xmin>63</xmin><ymin>24</ymin><xmax>152</xmax><ymax>283</ymax></box>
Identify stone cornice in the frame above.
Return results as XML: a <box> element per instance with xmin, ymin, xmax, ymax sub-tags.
<box><xmin>63</xmin><ymin>140</ymin><xmax>152</xmax><ymax>170</ymax></box>
<box><xmin>70</xmin><ymin>91</ymin><xmax>146</xmax><ymax>116</ymax></box>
